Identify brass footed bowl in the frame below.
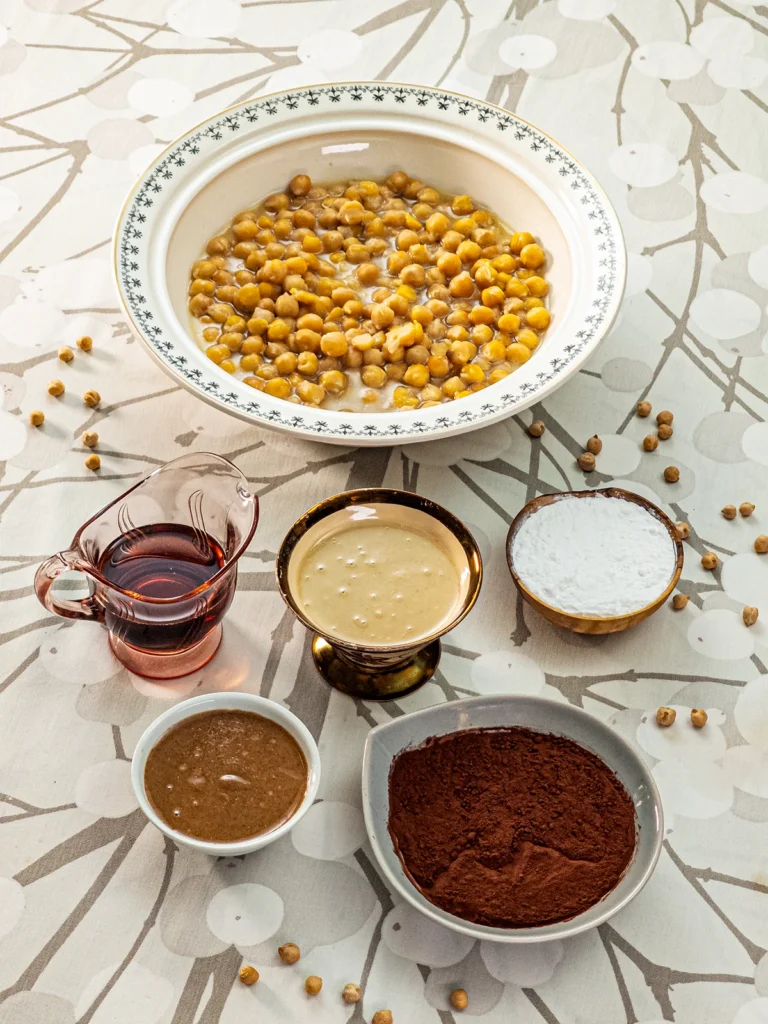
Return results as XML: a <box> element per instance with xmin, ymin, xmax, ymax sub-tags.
<box><xmin>277</xmin><ymin>488</ymin><xmax>483</xmax><ymax>700</ymax></box>
<box><xmin>506</xmin><ymin>487</ymin><xmax>684</xmax><ymax>635</ymax></box>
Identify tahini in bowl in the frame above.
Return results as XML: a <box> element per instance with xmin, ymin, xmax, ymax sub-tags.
<box><xmin>114</xmin><ymin>82</ymin><xmax>626</xmax><ymax>446</ymax></box>
<box><xmin>506</xmin><ymin>487</ymin><xmax>684</xmax><ymax>635</ymax></box>
<box><xmin>362</xmin><ymin>694</ymin><xmax>663</xmax><ymax>944</ymax></box>
<box><xmin>131</xmin><ymin>692</ymin><xmax>321</xmax><ymax>856</ymax></box>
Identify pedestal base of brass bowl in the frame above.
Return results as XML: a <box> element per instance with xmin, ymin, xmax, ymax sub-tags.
<box><xmin>311</xmin><ymin>636</ymin><xmax>440</xmax><ymax>701</ymax></box>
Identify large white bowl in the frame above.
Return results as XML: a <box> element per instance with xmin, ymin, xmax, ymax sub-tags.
<box><xmin>114</xmin><ymin>83</ymin><xmax>625</xmax><ymax>446</ymax></box>
<box><xmin>362</xmin><ymin>695</ymin><xmax>662</xmax><ymax>943</ymax></box>
<box><xmin>131</xmin><ymin>692</ymin><xmax>321</xmax><ymax>856</ymax></box>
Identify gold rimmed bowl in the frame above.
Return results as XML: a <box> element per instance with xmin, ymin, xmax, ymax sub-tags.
<box><xmin>276</xmin><ymin>488</ymin><xmax>483</xmax><ymax>700</ymax></box>
<box><xmin>506</xmin><ymin>487</ymin><xmax>684</xmax><ymax>635</ymax></box>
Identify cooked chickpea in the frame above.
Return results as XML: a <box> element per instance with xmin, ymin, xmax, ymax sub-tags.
<box><xmin>190</xmin><ymin>175</ymin><xmax>549</xmax><ymax>411</ymax></box>
<box><xmin>506</xmin><ymin>343</ymin><xmax>532</xmax><ymax>364</ymax></box>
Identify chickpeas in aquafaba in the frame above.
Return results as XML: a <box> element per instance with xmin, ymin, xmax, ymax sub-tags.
<box><xmin>188</xmin><ymin>172</ymin><xmax>551</xmax><ymax>412</ymax></box>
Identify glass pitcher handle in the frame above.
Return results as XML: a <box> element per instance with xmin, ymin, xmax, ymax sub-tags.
<box><xmin>34</xmin><ymin>550</ymin><xmax>103</xmax><ymax>622</ymax></box>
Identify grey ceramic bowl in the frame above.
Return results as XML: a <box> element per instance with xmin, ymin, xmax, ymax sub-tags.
<box><xmin>362</xmin><ymin>695</ymin><xmax>662</xmax><ymax>943</ymax></box>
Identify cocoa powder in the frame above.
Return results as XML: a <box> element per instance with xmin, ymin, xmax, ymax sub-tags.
<box><xmin>388</xmin><ymin>727</ymin><xmax>636</xmax><ymax>928</ymax></box>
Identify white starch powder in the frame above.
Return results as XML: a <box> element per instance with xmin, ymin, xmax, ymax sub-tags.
<box><xmin>511</xmin><ymin>494</ymin><xmax>676</xmax><ymax>616</ymax></box>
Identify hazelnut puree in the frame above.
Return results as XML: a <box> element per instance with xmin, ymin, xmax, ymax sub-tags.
<box><xmin>144</xmin><ymin>710</ymin><xmax>307</xmax><ymax>842</ymax></box>
<box><xmin>388</xmin><ymin>727</ymin><xmax>636</xmax><ymax>927</ymax></box>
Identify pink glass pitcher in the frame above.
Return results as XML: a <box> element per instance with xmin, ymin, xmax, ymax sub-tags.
<box><xmin>35</xmin><ymin>453</ymin><xmax>258</xmax><ymax>679</ymax></box>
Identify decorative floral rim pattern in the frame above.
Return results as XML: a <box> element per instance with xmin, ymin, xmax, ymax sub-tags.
<box><xmin>115</xmin><ymin>83</ymin><xmax>625</xmax><ymax>441</ymax></box>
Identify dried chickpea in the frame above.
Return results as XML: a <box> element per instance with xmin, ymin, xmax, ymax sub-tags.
<box><xmin>657</xmin><ymin>410</ymin><xmax>674</xmax><ymax>426</ymax></box>
<box><xmin>657</xmin><ymin>423</ymin><xmax>673</xmax><ymax>440</ymax></box>
<box><xmin>529</xmin><ymin>420</ymin><xmax>545</xmax><ymax>437</ymax></box>
<box><xmin>691</xmin><ymin>709</ymin><xmax>708</xmax><ymax>728</ymax></box>
<box><xmin>740</xmin><ymin>502</ymin><xmax>756</xmax><ymax>517</ymax></box>
<box><xmin>58</xmin><ymin>346</ymin><xmax>74</xmax><ymax>363</ymax></box>
<box><xmin>586</xmin><ymin>435</ymin><xmax>602</xmax><ymax>455</ymax></box>
<box><xmin>755</xmin><ymin>535</ymin><xmax>768</xmax><ymax>554</ymax></box>
<box><xmin>701</xmin><ymin>552</ymin><xmax>718</xmax><ymax>570</ymax></box>
<box><xmin>664</xmin><ymin>466</ymin><xmax>680</xmax><ymax>483</ymax></box>
<box><xmin>342</xmin><ymin>983</ymin><xmax>361</xmax><ymax>1004</ymax></box>
<box><xmin>450</xmin><ymin>989</ymin><xmax>469</xmax><ymax>1012</ymax></box>
<box><xmin>83</xmin><ymin>389</ymin><xmax>100</xmax><ymax>408</ymax></box>
<box><xmin>656</xmin><ymin>706</ymin><xmax>676</xmax><ymax>727</ymax></box>
<box><xmin>637</xmin><ymin>400</ymin><xmax>652</xmax><ymax>418</ymax></box>
<box><xmin>643</xmin><ymin>435</ymin><xmax>658</xmax><ymax>452</ymax></box>
<box><xmin>721</xmin><ymin>504</ymin><xmax>738</xmax><ymax>520</ymax></box>
<box><xmin>672</xmin><ymin>594</ymin><xmax>689</xmax><ymax>610</ymax></box>
<box><xmin>29</xmin><ymin>410</ymin><xmax>45</xmax><ymax>427</ymax></box>
<box><xmin>743</xmin><ymin>606</ymin><xmax>759</xmax><ymax>627</ymax></box>
<box><xmin>675</xmin><ymin>522</ymin><xmax>690</xmax><ymax>539</ymax></box>
<box><xmin>85</xmin><ymin>453</ymin><xmax>101</xmax><ymax>471</ymax></box>
<box><xmin>577</xmin><ymin>451</ymin><xmax>596</xmax><ymax>472</ymax></box>
<box><xmin>76</xmin><ymin>335</ymin><xmax>93</xmax><ymax>352</ymax></box>
<box><xmin>47</xmin><ymin>379</ymin><xmax>65</xmax><ymax>397</ymax></box>
<box><xmin>239</xmin><ymin>966</ymin><xmax>259</xmax><ymax>986</ymax></box>
<box><xmin>305</xmin><ymin>976</ymin><xmax>323</xmax><ymax>996</ymax></box>
<box><xmin>372</xmin><ymin>1011</ymin><xmax>393</xmax><ymax>1024</ymax></box>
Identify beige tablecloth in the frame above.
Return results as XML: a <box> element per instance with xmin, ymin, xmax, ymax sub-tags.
<box><xmin>2</xmin><ymin>1</ymin><xmax>768</xmax><ymax>1022</ymax></box>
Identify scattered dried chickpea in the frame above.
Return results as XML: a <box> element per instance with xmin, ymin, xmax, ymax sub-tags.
<box><xmin>58</xmin><ymin>346</ymin><xmax>74</xmax><ymax>363</ymax></box>
<box><xmin>743</xmin><ymin>606</ymin><xmax>759</xmax><ymax>627</ymax></box>
<box><xmin>83</xmin><ymin>389</ymin><xmax>101</xmax><ymax>409</ymax></box>
<box><xmin>47</xmin><ymin>379</ymin><xmax>65</xmax><ymax>397</ymax></box>
<box><xmin>305</xmin><ymin>976</ymin><xmax>322</xmax><ymax>995</ymax></box>
<box><xmin>656</xmin><ymin>410</ymin><xmax>673</xmax><ymax>426</ymax></box>
<box><xmin>701</xmin><ymin>552</ymin><xmax>718</xmax><ymax>570</ymax></box>
<box><xmin>586</xmin><ymin>434</ymin><xmax>602</xmax><ymax>455</ymax></box>
<box><xmin>372</xmin><ymin>1012</ymin><xmax>393</xmax><ymax>1024</ymax></box>
<box><xmin>740</xmin><ymin>502</ymin><xmax>755</xmax><ymax>517</ymax></box>
<box><xmin>656</xmin><ymin>706</ymin><xmax>676</xmax><ymax>727</ymax></box>
<box><xmin>188</xmin><ymin>174</ymin><xmax>551</xmax><ymax>411</ymax></box>
<box><xmin>278</xmin><ymin>943</ymin><xmax>300</xmax><ymax>964</ymax></box>
<box><xmin>755</xmin><ymin>535</ymin><xmax>768</xmax><ymax>554</ymax></box>
<box><xmin>672</xmin><ymin>594</ymin><xmax>689</xmax><ymax>610</ymax></box>
<box><xmin>76</xmin><ymin>335</ymin><xmax>93</xmax><ymax>352</ymax></box>
<box><xmin>82</xmin><ymin>430</ymin><xmax>99</xmax><ymax>448</ymax></box>
<box><xmin>636</xmin><ymin>401</ymin><xmax>652</xmax><ymax>418</ymax></box>
<box><xmin>528</xmin><ymin>420</ymin><xmax>545</xmax><ymax>437</ymax></box>
<box><xmin>342</xmin><ymin>983</ymin><xmax>361</xmax><ymax>1004</ymax></box>
<box><xmin>657</xmin><ymin>423</ymin><xmax>673</xmax><ymax>440</ymax></box>
<box><xmin>29</xmin><ymin>410</ymin><xmax>45</xmax><ymax>427</ymax></box>
<box><xmin>450</xmin><ymin>989</ymin><xmax>469</xmax><ymax>1011</ymax></box>
<box><xmin>84</xmin><ymin>453</ymin><xmax>101</xmax><ymax>471</ymax></box>
<box><xmin>239</xmin><ymin>966</ymin><xmax>259</xmax><ymax>986</ymax></box>
<box><xmin>690</xmin><ymin>709</ymin><xmax>708</xmax><ymax>729</ymax></box>
<box><xmin>577</xmin><ymin>451</ymin><xmax>596</xmax><ymax>472</ymax></box>
<box><xmin>721</xmin><ymin>504</ymin><xmax>737</xmax><ymax>520</ymax></box>
<box><xmin>663</xmin><ymin>466</ymin><xmax>680</xmax><ymax>483</ymax></box>
<box><xmin>643</xmin><ymin>435</ymin><xmax>658</xmax><ymax>452</ymax></box>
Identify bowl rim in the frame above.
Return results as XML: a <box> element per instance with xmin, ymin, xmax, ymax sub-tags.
<box><xmin>505</xmin><ymin>487</ymin><xmax>685</xmax><ymax>625</ymax></box>
<box><xmin>130</xmin><ymin>691</ymin><xmax>321</xmax><ymax>855</ymax></box>
<box><xmin>362</xmin><ymin>693</ymin><xmax>664</xmax><ymax>943</ymax></box>
<box><xmin>113</xmin><ymin>81</ymin><xmax>627</xmax><ymax>445</ymax></box>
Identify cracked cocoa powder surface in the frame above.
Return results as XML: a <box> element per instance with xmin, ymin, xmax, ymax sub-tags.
<box><xmin>387</xmin><ymin>727</ymin><xmax>637</xmax><ymax>928</ymax></box>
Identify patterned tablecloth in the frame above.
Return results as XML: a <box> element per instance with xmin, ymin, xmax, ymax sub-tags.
<box><xmin>2</xmin><ymin>1</ymin><xmax>768</xmax><ymax>1022</ymax></box>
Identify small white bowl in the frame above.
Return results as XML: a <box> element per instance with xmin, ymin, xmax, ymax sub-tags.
<box><xmin>362</xmin><ymin>694</ymin><xmax>662</xmax><ymax>943</ymax></box>
<box><xmin>131</xmin><ymin>692</ymin><xmax>321</xmax><ymax>856</ymax></box>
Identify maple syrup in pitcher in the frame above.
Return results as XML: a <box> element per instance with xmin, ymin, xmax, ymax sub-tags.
<box><xmin>97</xmin><ymin>523</ymin><xmax>235</xmax><ymax>653</ymax></box>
